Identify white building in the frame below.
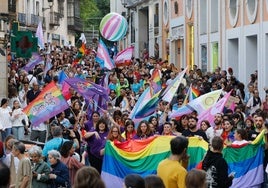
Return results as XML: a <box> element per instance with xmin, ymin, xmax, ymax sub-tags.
<box><xmin>112</xmin><ymin>0</ymin><xmax>268</xmax><ymax>98</ymax></box>
<box><xmin>16</xmin><ymin>0</ymin><xmax>82</xmax><ymax>46</ymax></box>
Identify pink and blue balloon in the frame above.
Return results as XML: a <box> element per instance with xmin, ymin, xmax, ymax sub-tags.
<box><xmin>99</xmin><ymin>12</ymin><xmax>128</xmax><ymax>41</ymax></box>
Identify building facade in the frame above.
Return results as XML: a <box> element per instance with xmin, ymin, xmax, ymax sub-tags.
<box><xmin>14</xmin><ymin>0</ymin><xmax>81</xmax><ymax>46</ymax></box>
<box><xmin>113</xmin><ymin>0</ymin><xmax>268</xmax><ymax>97</ymax></box>
<box><xmin>0</xmin><ymin>0</ymin><xmax>82</xmax><ymax>98</ymax></box>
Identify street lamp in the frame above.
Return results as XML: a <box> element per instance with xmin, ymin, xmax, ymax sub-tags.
<box><xmin>42</xmin><ymin>0</ymin><xmax>54</xmax><ymax>11</ymax></box>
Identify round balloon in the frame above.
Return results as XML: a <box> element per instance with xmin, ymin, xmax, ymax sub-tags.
<box><xmin>99</xmin><ymin>12</ymin><xmax>128</xmax><ymax>41</ymax></box>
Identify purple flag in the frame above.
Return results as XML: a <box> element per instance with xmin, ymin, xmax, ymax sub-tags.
<box><xmin>23</xmin><ymin>53</ymin><xmax>44</xmax><ymax>72</ymax></box>
<box><xmin>64</xmin><ymin>77</ymin><xmax>109</xmax><ymax>101</ymax></box>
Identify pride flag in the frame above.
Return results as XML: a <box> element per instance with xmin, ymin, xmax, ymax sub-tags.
<box><xmin>114</xmin><ymin>46</ymin><xmax>134</xmax><ymax>67</ymax></box>
<box><xmin>161</xmin><ymin>68</ymin><xmax>187</xmax><ymax>103</ymax></box>
<box><xmin>129</xmin><ymin>87</ymin><xmax>152</xmax><ymax>119</ymax></box>
<box><xmin>150</xmin><ymin>69</ymin><xmax>162</xmax><ymax>93</ymax></box>
<box><xmin>223</xmin><ymin>130</ymin><xmax>265</xmax><ymax>188</ymax></box>
<box><xmin>96</xmin><ymin>39</ymin><xmax>115</xmax><ymax>70</ymax></box>
<box><xmin>134</xmin><ymin>91</ymin><xmax>160</xmax><ymax>119</ymax></box>
<box><xmin>197</xmin><ymin>91</ymin><xmax>232</xmax><ymax>128</ymax></box>
<box><xmin>23</xmin><ymin>53</ymin><xmax>44</xmax><ymax>72</ymax></box>
<box><xmin>170</xmin><ymin>89</ymin><xmax>222</xmax><ymax>118</ymax></box>
<box><xmin>189</xmin><ymin>86</ymin><xmax>200</xmax><ymax>101</ymax></box>
<box><xmin>43</xmin><ymin>58</ymin><xmax>52</xmax><ymax>77</ymax></box>
<box><xmin>35</xmin><ymin>21</ymin><xmax>44</xmax><ymax>49</ymax></box>
<box><xmin>79</xmin><ymin>33</ymin><xmax>87</xmax><ymax>56</ymax></box>
<box><xmin>101</xmin><ymin>136</ymin><xmax>208</xmax><ymax>188</ymax></box>
<box><xmin>23</xmin><ymin>82</ymin><xmax>69</xmax><ymax>127</ymax></box>
<box><xmin>102</xmin><ymin>133</ymin><xmax>265</xmax><ymax>188</ymax></box>
<box><xmin>102</xmin><ymin>136</ymin><xmax>172</xmax><ymax>188</ymax></box>
<box><xmin>58</xmin><ymin>70</ymin><xmax>68</xmax><ymax>85</ymax></box>
<box><xmin>65</xmin><ymin>77</ymin><xmax>109</xmax><ymax>101</ymax></box>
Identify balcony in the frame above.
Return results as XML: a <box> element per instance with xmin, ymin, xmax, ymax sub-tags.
<box><xmin>31</xmin><ymin>14</ymin><xmax>41</xmax><ymax>26</ymax></box>
<box><xmin>18</xmin><ymin>13</ymin><xmax>45</xmax><ymax>29</ymax></box>
<box><xmin>122</xmin><ymin>0</ymin><xmax>148</xmax><ymax>8</ymax></box>
<box><xmin>68</xmin><ymin>16</ymin><xmax>83</xmax><ymax>32</ymax></box>
<box><xmin>18</xmin><ymin>13</ymin><xmax>26</xmax><ymax>26</ymax></box>
<box><xmin>49</xmin><ymin>12</ymin><xmax>61</xmax><ymax>27</ymax></box>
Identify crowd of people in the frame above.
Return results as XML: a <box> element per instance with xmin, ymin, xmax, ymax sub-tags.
<box><xmin>0</xmin><ymin>42</ymin><xmax>267</xmax><ymax>188</ymax></box>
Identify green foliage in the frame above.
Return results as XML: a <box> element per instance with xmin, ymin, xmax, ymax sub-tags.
<box><xmin>80</xmin><ymin>0</ymin><xmax>99</xmax><ymax>25</ymax></box>
<box><xmin>94</xmin><ymin>0</ymin><xmax>110</xmax><ymax>16</ymax></box>
<box><xmin>80</xmin><ymin>0</ymin><xmax>110</xmax><ymax>30</ymax></box>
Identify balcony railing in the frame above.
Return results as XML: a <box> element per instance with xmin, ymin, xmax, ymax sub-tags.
<box><xmin>67</xmin><ymin>16</ymin><xmax>83</xmax><ymax>32</ymax></box>
<box><xmin>18</xmin><ymin>13</ymin><xmax>26</xmax><ymax>26</ymax></box>
<box><xmin>122</xmin><ymin>0</ymin><xmax>148</xmax><ymax>8</ymax></box>
<box><xmin>18</xmin><ymin>13</ymin><xmax>45</xmax><ymax>28</ymax></box>
<box><xmin>49</xmin><ymin>12</ymin><xmax>61</xmax><ymax>27</ymax></box>
<box><xmin>31</xmin><ymin>14</ymin><xmax>41</xmax><ymax>26</ymax></box>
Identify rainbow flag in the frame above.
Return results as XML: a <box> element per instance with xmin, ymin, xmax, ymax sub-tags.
<box><xmin>101</xmin><ymin>133</ymin><xmax>265</xmax><ymax>188</ymax></box>
<box><xmin>189</xmin><ymin>86</ymin><xmax>200</xmax><ymax>101</ymax></box>
<box><xmin>101</xmin><ymin>136</ymin><xmax>208</xmax><ymax>188</ymax></box>
<box><xmin>79</xmin><ymin>33</ymin><xmax>87</xmax><ymax>56</ymax></box>
<box><xmin>101</xmin><ymin>136</ymin><xmax>172</xmax><ymax>188</ymax></box>
<box><xmin>96</xmin><ymin>39</ymin><xmax>115</xmax><ymax>70</ymax></box>
<box><xmin>223</xmin><ymin>130</ymin><xmax>265</xmax><ymax>188</ymax></box>
<box><xmin>23</xmin><ymin>82</ymin><xmax>69</xmax><ymax>127</ymax></box>
<box><xmin>150</xmin><ymin>69</ymin><xmax>162</xmax><ymax>93</ymax></box>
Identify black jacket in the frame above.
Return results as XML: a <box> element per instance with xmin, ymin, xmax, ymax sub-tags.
<box><xmin>202</xmin><ymin>150</ymin><xmax>233</xmax><ymax>188</ymax></box>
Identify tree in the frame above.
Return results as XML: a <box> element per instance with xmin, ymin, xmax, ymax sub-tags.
<box><xmin>94</xmin><ymin>0</ymin><xmax>110</xmax><ymax>17</ymax></box>
<box><xmin>80</xmin><ymin>0</ymin><xmax>99</xmax><ymax>29</ymax></box>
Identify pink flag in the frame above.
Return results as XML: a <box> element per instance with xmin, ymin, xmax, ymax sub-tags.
<box><xmin>114</xmin><ymin>46</ymin><xmax>134</xmax><ymax>67</ymax></box>
<box><xmin>197</xmin><ymin>91</ymin><xmax>232</xmax><ymax>128</ymax></box>
<box><xmin>229</xmin><ymin>101</ymin><xmax>236</xmax><ymax>112</ymax></box>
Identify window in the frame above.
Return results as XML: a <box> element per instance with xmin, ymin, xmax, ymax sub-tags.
<box><xmin>154</xmin><ymin>3</ymin><xmax>159</xmax><ymax>27</ymax></box>
<box><xmin>67</xmin><ymin>2</ymin><xmax>74</xmax><ymax>17</ymax></box>
<box><xmin>246</xmin><ymin>0</ymin><xmax>257</xmax><ymax>23</ymax></box>
<box><xmin>163</xmin><ymin>0</ymin><xmax>168</xmax><ymax>26</ymax></box>
<box><xmin>174</xmin><ymin>2</ymin><xmax>178</xmax><ymax>14</ymax></box>
<box><xmin>36</xmin><ymin>1</ymin><xmax>40</xmax><ymax>16</ymax></box>
<box><xmin>228</xmin><ymin>0</ymin><xmax>239</xmax><ymax>27</ymax></box>
<box><xmin>186</xmin><ymin>0</ymin><xmax>193</xmax><ymax>19</ymax></box>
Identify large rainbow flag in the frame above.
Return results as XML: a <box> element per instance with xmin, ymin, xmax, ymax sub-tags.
<box><xmin>23</xmin><ymin>82</ymin><xmax>69</xmax><ymax>127</ymax></box>
<box><xmin>101</xmin><ymin>133</ymin><xmax>265</xmax><ymax>188</ymax></box>
<box><xmin>101</xmin><ymin>136</ymin><xmax>208</xmax><ymax>188</ymax></box>
<box><xmin>223</xmin><ymin>131</ymin><xmax>265</xmax><ymax>188</ymax></box>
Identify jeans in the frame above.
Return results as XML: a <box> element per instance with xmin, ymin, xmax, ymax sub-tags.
<box><xmin>12</xmin><ymin>126</ymin><xmax>25</xmax><ymax>141</ymax></box>
<box><xmin>1</xmin><ymin>128</ymin><xmax>12</xmax><ymax>142</ymax></box>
